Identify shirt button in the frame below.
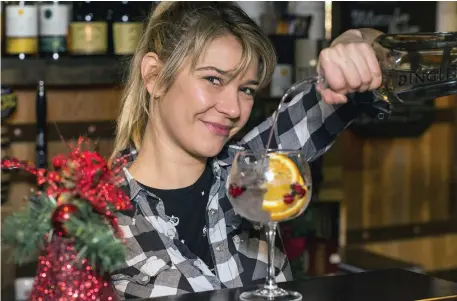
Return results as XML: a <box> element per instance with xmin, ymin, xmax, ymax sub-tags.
<box><xmin>142</xmin><ymin>276</ymin><xmax>149</xmax><ymax>282</ymax></box>
<box><xmin>167</xmin><ymin>229</ymin><xmax>175</xmax><ymax>238</ymax></box>
<box><xmin>233</xmin><ymin>236</ymin><xmax>240</xmax><ymax>244</ymax></box>
<box><xmin>194</xmin><ymin>260</ymin><xmax>201</xmax><ymax>267</ymax></box>
<box><xmin>209</xmin><ymin>209</ymin><xmax>217</xmax><ymax>215</ymax></box>
<box><xmin>216</xmin><ymin>245</ymin><xmax>223</xmax><ymax>252</ymax></box>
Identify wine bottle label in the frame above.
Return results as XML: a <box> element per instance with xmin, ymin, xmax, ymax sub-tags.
<box><xmin>113</xmin><ymin>22</ymin><xmax>143</xmax><ymax>55</ymax></box>
<box><xmin>6</xmin><ymin>5</ymin><xmax>38</xmax><ymax>37</ymax></box>
<box><xmin>70</xmin><ymin>22</ymin><xmax>108</xmax><ymax>54</ymax></box>
<box><xmin>5</xmin><ymin>4</ymin><xmax>38</xmax><ymax>54</ymax></box>
<box><xmin>39</xmin><ymin>3</ymin><xmax>69</xmax><ymax>52</ymax></box>
<box><xmin>6</xmin><ymin>37</ymin><xmax>38</xmax><ymax>54</ymax></box>
<box><xmin>39</xmin><ymin>4</ymin><xmax>69</xmax><ymax>36</ymax></box>
<box><xmin>40</xmin><ymin>36</ymin><xmax>67</xmax><ymax>53</ymax></box>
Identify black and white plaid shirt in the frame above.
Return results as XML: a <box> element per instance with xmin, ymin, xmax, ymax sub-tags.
<box><xmin>110</xmin><ymin>87</ymin><xmax>370</xmax><ymax>299</ymax></box>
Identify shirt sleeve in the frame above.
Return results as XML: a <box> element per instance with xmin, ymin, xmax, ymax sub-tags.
<box><xmin>238</xmin><ymin>85</ymin><xmax>366</xmax><ymax>162</ymax></box>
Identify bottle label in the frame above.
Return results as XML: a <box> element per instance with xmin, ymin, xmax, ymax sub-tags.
<box><xmin>113</xmin><ymin>22</ymin><xmax>143</xmax><ymax>55</ymax></box>
<box><xmin>40</xmin><ymin>36</ymin><xmax>67</xmax><ymax>53</ymax></box>
<box><xmin>6</xmin><ymin>5</ymin><xmax>38</xmax><ymax>37</ymax></box>
<box><xmin>39</xmin><ymin>4</ymin><xmax>70</xmax><ymax>36</ymax></box>
<box><xmin>70</xmin><ymin>22</ymin><xmax>107</xmax><ymax>54</ymax></box>
<box><xmin>393</xmin><ymin>67</ymin><xmax>457</xmax><ymax>87</ymax></box>
<box><xmin>6</xmin><ymin>37</ymin><xmax>38</xmax><ymax>54</ymax></box>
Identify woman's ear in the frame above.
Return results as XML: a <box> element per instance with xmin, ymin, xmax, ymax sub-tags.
<box><xmin>141</xmin><ymin>52</ymin><xmax>165</xmax><ymax>98</ymax></box>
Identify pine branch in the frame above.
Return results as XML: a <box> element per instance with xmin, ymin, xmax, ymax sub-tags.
<box><xmin>64</xmin><ymin>200</ymin><xmax>126</xmax><ymax>273</ymax></box>
<box><xmin>1</xmin><ymin>195</ymin><xmax>56</xmax><ymax>265</ymax></box>
<box><xmin>2</xmin><ymin>195</ymin><xmax>126</xmax><ymax>273</ymax></box>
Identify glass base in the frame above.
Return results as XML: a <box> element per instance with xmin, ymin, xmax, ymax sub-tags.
<box><xmin>240</xmin><ymin>287</ymin><xmax>302</xmax><ymax>301</ymax></box>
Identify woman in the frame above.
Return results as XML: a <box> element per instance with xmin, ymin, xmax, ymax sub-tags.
<box><xmin>110</xmin><ymin>1</ymin><xmax>383</xmax><ymax>299</ymax></box>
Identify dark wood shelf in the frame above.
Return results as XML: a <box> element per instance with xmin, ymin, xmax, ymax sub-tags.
<box><xmin>1</xmin><ymin>55</ymin><xmax>130</xmax><ymax>87</ymax></box>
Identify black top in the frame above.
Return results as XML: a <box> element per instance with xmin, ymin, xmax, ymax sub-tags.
<box><xmin>140</xmin><ymin>269</ymin><xmax>457</xmax><ymax>301</ymax></box>
<box><xmin>139</xmin><ymin>163</ymin><xmax>214</xmax><ymax>270</ymax></box>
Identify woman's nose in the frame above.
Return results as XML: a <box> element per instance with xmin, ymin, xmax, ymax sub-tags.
<box><xmin>215</xmin><ymin>90</ymin><xmax>241</xmax><ymax>119</ymax></box>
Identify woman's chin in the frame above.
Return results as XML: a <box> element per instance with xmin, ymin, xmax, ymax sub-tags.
<box><xmin>193</xmin><ymin>139</ymin><xmax>227</xmax><ymax>159</ymax></box>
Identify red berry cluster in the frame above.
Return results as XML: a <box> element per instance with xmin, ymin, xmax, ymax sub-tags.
<box><xmin>228</xmin><ymin>184</ymin><xmax>246</xmax><ymax>198</ymax></box>
<box><xmin>283</xmin><ymin>193</ymin><xmax>295</xmax><ymax>204</ymax></box>
<box><xmin>283</xmin><ymin>183</ymin><xmax>307</xmax><ymax>204</ymax></box>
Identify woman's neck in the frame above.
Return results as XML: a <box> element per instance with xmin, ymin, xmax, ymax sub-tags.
<box><xmin>128</xmin><ymin>125</ymin><xmax>207</xmax><ymax>190</ymax></box>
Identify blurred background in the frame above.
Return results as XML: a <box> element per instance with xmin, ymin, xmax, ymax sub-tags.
<box><xmin>1</xmin><ymin>0</ymin><xmax>456</xmax><ymax>298</ymax></box>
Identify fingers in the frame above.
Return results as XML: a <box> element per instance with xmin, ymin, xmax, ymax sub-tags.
<box><xmin>319</xmin><ymin>49</ymin><xmax>346</xmax><ymax>94</ymax></box>
<box><xmin>359</xmin><ymin>43</ymin><xmax>382</xmax><ymax>90</ymax></box>
<box><xmin>347</xmin><ymin>44</ymin><xmax>372</xmax><ymax>92</ymax></box>
<box><xmin>317</xmin><ymin>87</ymin><xmax>347</xmax><ymax>104</ymax></box>
<box><xmin>334</xmin><ymin>44</ymin><xmax>363</xmax><ymax>93</ymax></box>
<box><xmin>317</xmin><ymin>41</ymin><xmax>383</xmax><ymax>104</ymax></box>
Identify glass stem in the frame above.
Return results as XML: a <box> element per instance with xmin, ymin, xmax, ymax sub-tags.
<box><xmin>265</xmin><ymin>221</ymin><xmax>278</xmax><ymax>290</ymax></box>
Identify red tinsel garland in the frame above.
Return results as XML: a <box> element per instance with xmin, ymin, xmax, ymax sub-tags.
<box><xmin>1</xmin><ymin>137</ymin><xmax>132</xmax><ymax>237</ymax></box>
<box><xmin>1</xmin><ymin>137</ymin><xmax>133</xmax><ymax>301</ymax></box>
<box><xmin>31</xmin><ymin>235</ymin><xmax>118</xmax><ymax>301</ymax></box>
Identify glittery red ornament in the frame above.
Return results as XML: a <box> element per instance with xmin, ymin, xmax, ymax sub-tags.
<box><xmin>1</xmin><ymin>136</ymin><xmax>129</xmax><ymax>301</ymax></box>
<box><xmin>30</xmin><ymin>236</ymin><xmax>119</xmax><ymax>301</ymax></box>
<box><xmin>1</xmin><ymin>137</ymin><xmax>132</xmax><ymax>238</ymax></box>
<box><xmin>51</xmin><ymin>204</ymin><xmax>79</xmax><ymax>237</ymax></box>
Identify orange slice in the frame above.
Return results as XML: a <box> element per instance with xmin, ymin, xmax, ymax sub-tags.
<box><xmin>261</xmin><ymin>153</ymin><xmax>308</xmax><ymax>221</ymax></box>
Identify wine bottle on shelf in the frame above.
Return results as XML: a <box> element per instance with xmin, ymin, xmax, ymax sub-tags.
<box><xmin>36</xmin><ymin>81</ymin><xmax>47</xmax><ymax>169</ymax></box>
<box><xmin>69</xmin><ymin>1</ymin><xmax>108</xmax><ymax>55</ymax></box>
<box><xmin>5</xmin><ymin>1</ymin><xmax>38</xmax><ymax>59</ymax></box>
<box><xmin>39</xmin><ymin>1</ymin><xmax>70</xmax><ymax>59</ymax></box>
<box><xmin>112</xmin><ymin>1</ymin><xmax>143</xmax><ymax>56</ymax></box>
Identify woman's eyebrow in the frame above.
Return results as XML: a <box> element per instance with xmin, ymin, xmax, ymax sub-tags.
<box><xmin>195</xmin><ymin>66</ymin><xmax>229</xmax><ymax>75</ymax></box>
<box><xmin>196</xmin><ymin>66</ymin><xmax>259</xmax><ymax>85</ymax></box>
<box><xmin>244</xmin><ymin>80</ymin><xmax>259</xmax><ymax>85</ymax></box>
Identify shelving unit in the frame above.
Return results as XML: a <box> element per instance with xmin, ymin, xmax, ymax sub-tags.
<box><xmin>1</xmin><ymin>56</ymin><xmax>129</xmax><ymax>87</ymax></box>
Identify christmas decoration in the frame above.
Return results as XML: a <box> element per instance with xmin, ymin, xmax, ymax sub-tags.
<box><xmin>1</xmin><ymin>137</ymin><xmax>132</xmax><ymax>301</ymax></box>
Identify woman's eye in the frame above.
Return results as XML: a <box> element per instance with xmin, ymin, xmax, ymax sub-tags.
<box><xmin>240</xmin><ymin>87</ymin><xmax>256</xmax><ymax>96</ymax></box>
<box><xmin>205</xmin><ymin>76</ymin><xmax>222</xmax><ymax>85</ymax></box>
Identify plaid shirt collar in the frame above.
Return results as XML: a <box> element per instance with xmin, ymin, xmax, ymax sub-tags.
<box><xmin>112</xmin><ymin>144</ymin><xmax>239</xmax><ymax>202</ymax></box>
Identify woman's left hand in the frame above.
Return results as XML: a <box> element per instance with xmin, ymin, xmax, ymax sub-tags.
<box><xmin>317</xmin><ymin>29</ymin><xmax>383</xmax><ymax>104</ymax></box>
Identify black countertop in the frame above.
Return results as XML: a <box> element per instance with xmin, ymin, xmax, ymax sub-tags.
<box><xmin>3</xmin><ymin>269</ymin><xmax>457</xmax><ymax>301</ymax></box>
<box><xmin>143</xmin><ymin>269</ymin><xmax>457</xmax><ymax>301</ymax></box>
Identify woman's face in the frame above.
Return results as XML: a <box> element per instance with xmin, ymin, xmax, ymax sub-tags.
<box><xmin>148</xmin><ymin>35</ymin><xmax>259</xmax><ymax>159</ymax></box>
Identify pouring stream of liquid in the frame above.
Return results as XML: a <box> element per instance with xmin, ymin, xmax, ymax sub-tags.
<box><xmin>263</xmin><ymin>75</ymin><xmax>325</xmax><ymax>157</ymax></box>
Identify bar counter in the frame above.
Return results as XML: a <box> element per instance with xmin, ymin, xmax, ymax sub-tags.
<box><xmin>144</xmin><ymin>269</ymin><xmax>456</xmax><ymax>301</ymax></box>
<box><xmin>2</xmin><ymin>269</ymin><xmax>457</xmax><ymax>301</ymax></box>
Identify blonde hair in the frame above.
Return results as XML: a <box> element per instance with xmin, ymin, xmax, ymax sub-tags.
<box><xmin>111</xmin><ymin>1</ymin><xmax>276</xmax><ymax>160</ymax></box>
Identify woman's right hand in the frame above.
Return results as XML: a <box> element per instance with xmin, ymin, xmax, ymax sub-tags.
<box><xmin>317</xmin><ymin>28</ymin><xmax>384</xmax><ymax>105</ymax></box>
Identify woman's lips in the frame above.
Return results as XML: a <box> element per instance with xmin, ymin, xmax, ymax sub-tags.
<box><xmin>203</xmin><ymin>121</ymin><xmax>231</xmax><ymax>136</ymax></box>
